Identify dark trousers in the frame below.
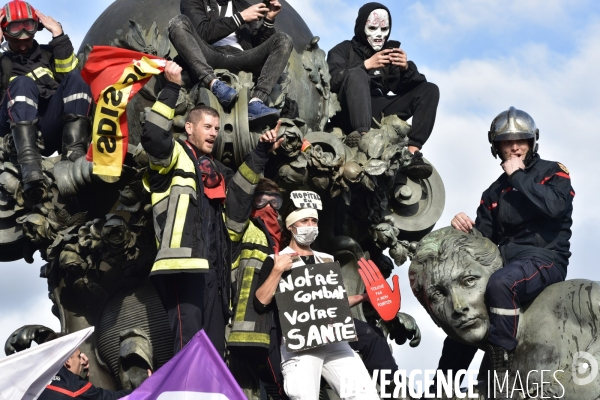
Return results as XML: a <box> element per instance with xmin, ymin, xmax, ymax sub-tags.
<box><xmin>331</xmin><ymin>67</ymin><xmax>439</xmax><ymax>149</ymax></box>
<box><xmin>168</xmin><ymin>14</ymin><xmax>293</xmax><ymax>103</ymax></box>
<box><xmin>229</xmin><ymin>324</ymin><xmax>289</xmax><ymax>400</ymax></box>
<box><xmin>0</xmin><ymin>71</ymin><xmax>92</xmax><ymax>156</ymax></box>
<box><xmin>150</xmin><ymin>269</ymin><xmax>226</xmax><ymax>357</ymax></box>
<box><xmin>431</xmin><ymin>257</ymin><xmax>566</xmax><ymax>393</ymax></box>
<box><xmin>349</xmin><ymin>319</ymin><xmax>399</xmax><ymax>374</ymax></box>
<box><xmin>486</xmin><ymin>257</ymin><xmax>565</xmax><ymax>350</ymax></box>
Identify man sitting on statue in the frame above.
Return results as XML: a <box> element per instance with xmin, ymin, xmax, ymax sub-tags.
<box><xmin>327</xmin><ymin>2</ymin><xmax>439</xmax><ymax>179</ymax></box>
<box><xmin>427</xmin><ymin>107</ymin><xmax>574</xmax><ymax>399</ymax></box>
<box><xmin>141</xmin><ymin>60</ymin><xmax>283</xmax><ymax>358</ymax></box>
<box><xmin>0</xmin><ymin>0</ymin><xmax>92</xmax><ymax>202</ymax></box>
<box><xmin>168</xmin><ymin>0</ymin><xmax>293</xmax><ymax>127</ymax></box>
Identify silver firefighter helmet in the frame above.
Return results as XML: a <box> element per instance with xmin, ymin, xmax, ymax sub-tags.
<box><xmin>488</xmin><ymin>106</ymin><xmax>539</xmax><ymax>159</ymax></box>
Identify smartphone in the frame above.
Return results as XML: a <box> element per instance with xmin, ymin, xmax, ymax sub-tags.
<box><xmin>383</xmin><ymin>40</ymin><xmax>401</xmax><ymax>50</ymax></box>
<box><xmin>263</xmin><ymin>0</ymin><xmax>271</xmax><ymax>7</ymax></box>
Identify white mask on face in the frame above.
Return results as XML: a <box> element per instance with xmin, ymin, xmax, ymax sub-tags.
<box><xmin>364</xmin><ymin>9</ymin><xmax>390</xmax><ymax>51</ymax></box>
<box><xmin>292</xmin><ymin>226</ymin><xmax>319</xmax><ymax>246</ymax></box>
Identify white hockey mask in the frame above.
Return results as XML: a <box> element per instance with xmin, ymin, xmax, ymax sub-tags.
<box><xmin>364</xmin><ymin>9</ymin><xmax>390</xmax><ymax>51</ymax></box>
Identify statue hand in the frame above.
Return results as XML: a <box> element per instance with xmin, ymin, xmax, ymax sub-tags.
<box><xmin>5</xmin><ymin>325</ymin><xmax>57</xmax><ymax>355</ymax></box>
<box><xmin>384</xmin><ymin>312</ymin><xmax>421</xmax><ymax>347</ymax></box>
<box><xmin>358</xmin><ymin>258</ymin><xmax>401</xmax><ymax>321</ymax></box>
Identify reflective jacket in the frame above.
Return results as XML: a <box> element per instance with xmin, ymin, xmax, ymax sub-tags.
<box><xmin>38</xmin><ymin>366</ymin><xmax>130</xmax><ymax>400</ymax></box>
<box><xmin>0</xmin><ymin>34</ymin><xmax>79</xmax><ymax>98</ymax></box>
<box><xmin>142</xmin><ymin>82</ymin><xmax>233</xmax><ymax>276</ymax></box>
<box><xmin>476</xmin><ymin>154</ymin><xmax>575</xmax><ymax>275</ymax></box>
<box><xmin>225</xmin><ymin>141</ymin><xmax>273</xmax><ymax>348</ymax></box>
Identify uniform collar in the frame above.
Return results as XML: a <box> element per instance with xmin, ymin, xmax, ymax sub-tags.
<box><xmin>6</xmin><ymin>39</ymin><xmax>41</xmax><ymax>60</ymax></box>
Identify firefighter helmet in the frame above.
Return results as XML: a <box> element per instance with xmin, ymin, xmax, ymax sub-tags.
<box><xmin>488</xmin><ymin>106</ymin><xmax>539</xmax><ymax>159</ymax></box>
<box><xmin>1</xmin><ymin>0</ymin><xmax>41</xmax><ymax>39</ymax></box>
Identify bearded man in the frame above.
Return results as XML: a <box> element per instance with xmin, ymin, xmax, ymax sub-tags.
<box><xmin>327</xmin><ymin>2</ymin><xmax>439</xmax><ymax>178</ymax></box>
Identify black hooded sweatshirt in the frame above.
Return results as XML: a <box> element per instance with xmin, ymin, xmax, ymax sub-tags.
<box><xmin>327</xmin><ymin>2</ymin><xmax>427</xmax><ymax>95</ymax></box>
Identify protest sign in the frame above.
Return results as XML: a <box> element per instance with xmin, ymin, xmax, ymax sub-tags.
<box><xmin>358</xmin><ymin>258</ymin><xmax>401</xmax><ymax>321</ymax></box>
<box><xmin>275</xmin><ymin>262</ymin><xmax>357</xmax><ymax>353</ymax></box>
<box><xmin>289</xmin><ymin>190</ymin><xmax>323</xmax><ymax>210</ymax></box>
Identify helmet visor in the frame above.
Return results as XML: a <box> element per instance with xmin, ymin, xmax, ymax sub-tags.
<box><xmin>253</xmin><ymin>192</ymin><xmax>283</xmax><ymax>210</ymax></box>
<box><xmin>4</xmin><ymin>19</ymin><xmax>37</xmax><ymax>38</ymax></box>
<box><xmin>492</xmin><ymin>132</ymin><xmax>534</xmax><ymax>142</ymax></box>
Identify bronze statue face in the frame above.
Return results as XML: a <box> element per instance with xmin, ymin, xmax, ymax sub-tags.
<box><xmin>424</xmin><ymin>251</ymin><xmax>493</xmax><ymax>345</ymax></box>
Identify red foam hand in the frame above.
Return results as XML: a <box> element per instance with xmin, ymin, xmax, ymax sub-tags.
<box><xmin>358</xmin><ymin>258</ymin><xmax>401</xmax><ymax>321</ymax></box>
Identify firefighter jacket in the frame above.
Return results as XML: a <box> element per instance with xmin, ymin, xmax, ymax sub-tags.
<box><xmin>141</xmin><ymin>82</ymin><xmax>233</xmax><ymax>277</ymax></box>
<box><xmin>225</xmin><ymin>140</ymin><xmax>274</xmax><ymax>348</ymax></box>
<box><xmin>475</xmin><ymin>154</ymin><xmax>574</xmax><ymax>275</ymax></box>
<box><xmin>180</xmin><ymin>0</ymin><xmax>276</xmax><ymax>52</ymax></box>
<box><xmin>38</xmin><ymin>366</ymin><xmax>130</xmax><ymax>400</ymax></box>
<box><xmin>0</xmin><ymin>34</ymin><xmax>79</xmax><ymax>98</ymax></box>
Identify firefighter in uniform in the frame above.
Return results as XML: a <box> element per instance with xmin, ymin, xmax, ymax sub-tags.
<box><xmin>444</xmin><ymin>106</ymin><xmax>575</xmax><ymax>397</ymax></box>
<box><xmin>38</xmin><ymin>348</ymin><xmax>131</xmax><ymax>400</ymax></box>
<box><xmin>0</xmin><ymin>0</ymin><xmax>92</xmax><ymax>202</ymax></box>
<box><xmin>141</xmin><ymin>60</ymin><xmax>282</xmax><ymax>358</ymax></box>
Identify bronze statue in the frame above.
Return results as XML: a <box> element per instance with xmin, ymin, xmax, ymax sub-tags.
<box><xmin>409</xmin><ymin>227</ymin><xmax>600</xmax><ymax>400</ymax></box>
<box><xmin>1</xmin><ymin>0</ymin><xmax>445</xmax><ymax>394</ymax></box>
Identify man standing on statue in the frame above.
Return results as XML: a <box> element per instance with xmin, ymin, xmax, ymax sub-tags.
<box><xmin>169</xmin><ymin>0</ymin><xmax>293</xmax><ymax>128</ymax></box>
<box><xmin>327</xmin><ymin>2</ymin><xmax>439</xmax><ymax>179</ymax></box>
<box><xmin>141</xmin><ymin>60</ymin><xmax>283</xmax><ymax>358</ymax></box>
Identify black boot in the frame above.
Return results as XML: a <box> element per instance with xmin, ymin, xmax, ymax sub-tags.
<box><xmin>11</xmin><ymin>121</ymin><xmax>46</xmax><ymax>202</ymax></box>
<box><xmin>401</xmin><ymin>150</ymin><xmax>433</xmax><ymax>179</ymax></box>
<box><xmin>61</xmin><ymin>114</ymin><xmax>90</xmax><ymax>162</ymax></box>
<box><xmin>488</xmin><ymin>344</ymin><xmax>517</xmax><ymax>399</ymax></box>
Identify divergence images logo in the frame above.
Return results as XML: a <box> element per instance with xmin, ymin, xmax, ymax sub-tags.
<box><xmin>572</xmin><ymin>351</ymin><xmax>598</xmax><ymax>386</ymax></box>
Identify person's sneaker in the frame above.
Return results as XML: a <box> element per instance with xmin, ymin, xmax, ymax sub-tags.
<box><xmin>401</xmin><ymin>150</ymin><xmax>433</xmax><ymax>179</ymax></box>
<box><xmin>248</xmin><ymin>100</ymin><xmax>280</xmax><ymax>128</ymax></box>
<box><xmin>211</xmin><ymin>80</ymin><xmax>238</xmax><ymax>109</ymax></box>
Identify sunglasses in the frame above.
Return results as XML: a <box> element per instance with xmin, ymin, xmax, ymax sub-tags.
<box><xmin>253</xmin><ymin>191</ymin><xmax>283</xmax><ymax>210</ymax></box>
<box><xmin>4</xmin><ymin>19</ymin><xmax>37</xmax><ymax>38</ymax></box>
<box><xmin>198</xmin><ymin>156</ymin><xmax>223</xmax><ymax>189</ymax></box>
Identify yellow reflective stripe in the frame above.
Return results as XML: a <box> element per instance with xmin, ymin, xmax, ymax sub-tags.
<box><xmin>238</xmin><ymin>162</ymin><xmax>261</xmax><ymax>184</ymax></box>
<box><xmin>170</xmin><ymin>194</ymin><xmax>189</xmax><ymax>248</ymax></box>
<box><xmin>239</xmin><ymin>249</ymin><xmax>269</xmax><ymax>264</ymax></box>
<box><xmin>229</xmin><ymin>228</ymin><xmax>244</xmax><ymax>243</ymax></box>
<box><xmin>10</xmin><ymin>67</ymin><xmax>55</xmax><ymax>82</ymax></box>
<box><xmin>55</xmin><ymin>53</ymin><xmax>79</xmax><ymax>73</ymax></box>
<box><xmin>151</xmin><ymin>257</ymin><xmax>209</xmax><ymax>272</ymax></box>
<box><xmin>149</xmin><ymin>141</ymin><xmax>183</xmax><ymax>173</ymax></box>
<box><xmin>228</xmin><ymin>332</ymin><xmax>270</xmax><ymax>345</ymax></box>
<box><xmin>232</xmin><ymin>254</ymin><xmax>242</xmax><ymax>270</ymax></box>
<box><xmin>152</xmin><ymin>101</ymin><xmax>175</xmax><ymax>119</ymax></box>
<box><xmin>234</xmin><ymin>267</ymin><xmax>255</xmax><ymax>322</ymax></box>
<box><xmin>149</xmin><ymin>175</ymin><xmax>197</xmax><ymax>206</ymax></box>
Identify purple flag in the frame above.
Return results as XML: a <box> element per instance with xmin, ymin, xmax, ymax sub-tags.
<box><xmin>123</xmin><ymin>330</ymin><xmax>245</xmax><ymax>400</ymax></box>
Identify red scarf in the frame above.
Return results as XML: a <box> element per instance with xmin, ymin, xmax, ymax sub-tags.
<box><xmin>251</xmin><ymin>206</ymin><xmax>282</xmax><ymax>254</ymax></box>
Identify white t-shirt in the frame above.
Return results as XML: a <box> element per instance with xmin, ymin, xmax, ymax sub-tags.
<box><xmin>213</xmin><ymin>2</ymin><xmax>244</xmax><ymax>51</ymax></box>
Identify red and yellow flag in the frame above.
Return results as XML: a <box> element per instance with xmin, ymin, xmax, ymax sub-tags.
<box><xmin>81</xmin><ymin>46</ymin><xmax>166</xmax><ymax>178</ymax></box>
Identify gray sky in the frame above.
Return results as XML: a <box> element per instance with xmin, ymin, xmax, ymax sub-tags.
<box><xmin>1</xmin><ymin>0</ymin><xmax>599</xmax><ymax>388</ymax></box>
